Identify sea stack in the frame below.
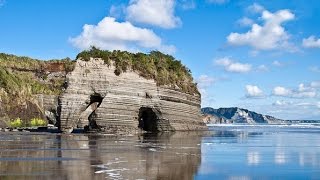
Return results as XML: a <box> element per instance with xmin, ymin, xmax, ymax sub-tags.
<box><xmin>59</xmin><ymin>50</ymin><xmax>206</xmax><ymax>133</ymax></box>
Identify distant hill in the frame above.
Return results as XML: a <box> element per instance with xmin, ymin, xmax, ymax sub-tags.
<box><xmin>201</xmin><ymin>107</ymin><xmax>283</xmax><ymax>124</ymax></box>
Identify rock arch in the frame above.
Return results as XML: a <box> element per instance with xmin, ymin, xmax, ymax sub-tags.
<box><xmin>77</xmin><ymin>93</ymin><xmax>104</xmax><ymax>130</ymax></box>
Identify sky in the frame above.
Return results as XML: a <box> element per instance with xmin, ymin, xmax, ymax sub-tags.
<box><xmin>0</xmin><ymin>0</ymin><xmax>319</xmax><ymax>120</ymax></box>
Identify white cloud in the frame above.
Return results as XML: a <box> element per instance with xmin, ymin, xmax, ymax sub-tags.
<box><xmin>69</xmin><ymin>17</ymin><xmax>175</xmax><ymax>54</ymax></box>
<box><xmin>273</xmin><ymin>100</ymin><xmax>319</xmax><ymax>112</ymax></box>
<box><xmin>272</xmin><ymin>100</ymin><xmax>292</xmax><ymax>106</ymax></box>
<box><xmin>238</xmin><ymin>17</ymin><xmax>254</xmax><ymax>27</ymax></box>
<box><xmin>273</xmin><ymin>86</ymin><xmax>292</xmax><ymax>96</ymax></box>
<box><xmin>179</xmin><ymin>0</ymin><xmax>196</xmax><ymax>10</ymax></box>
<box><xmin>227</xmin><ymin>8</ymin><xmax>295</xmax><ymax>51</ymax></box>
<box><xmin>295</xmin><ymin>83</ymin><xmax>317</xmax><ymax>98</ymax></box>
<box><xmin>311</xmin><ymin>81</ymin><xmax>320</xmax><ymax>88</ymax></box>
<box><xmin>302</xmin><ymin>36</ymin><xmax>320</xmax><ymax>48</ymax></box>
<box><xmin>215</xmin><ymin>57</ymin><xmax>252</xmax><ymax>73</ymax></box>
<box><xmin>197</xmin><ymin>75</ymin><xmax>216</xmax><ymax>88</ymax></box>
<box><xmin>245</xmin><ymin>85</ymin><xmax>264</xmax><ymax>98</ymax></box>
<box><xmin>227</xmin><ymin>63</ymin><xmax>252</xmax><ymax>73</ymax></box>
<box><xmin>273</xmin><ymin>83</ymin><xmax>318</xmax><ymax>98</ymax></box>
<box><xmin>206</xmin><ymin>0</ymin><xmax>229</xmax><ymax>4</ymax></box>
<box><xmin>126</xmin><ymin>0</ymin><xmax>181</xmax><ymax>29</ymax></box>
<box><xmin>257</xmin><ymin>65</ymin><xmax>269</xmax><ymax>72</ymax></box>
<box><xmin>247</xmin><ymin>3</ymin><xmax>265</xmax><ymax>13</ymax></box>
<box><xmin>272</xmin><ymin>60</ymin><xmax>283</xmax><ymax>67</ymax></box>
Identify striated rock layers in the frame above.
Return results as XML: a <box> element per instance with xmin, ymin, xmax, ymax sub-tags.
<box><xmin>59</xmin><ymin>58</ymin><xmax>206</xmax><ymax>133</ymax></box>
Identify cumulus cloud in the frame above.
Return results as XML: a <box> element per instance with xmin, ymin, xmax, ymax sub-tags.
<box><xmin>311</xmin><ymin>81</ymin><xmax>320</xmax><ymax>88</ymax></box>
<box><xmin>238</xmin><ymin>17</ymin><xmax>254</xmax><ymax>27</ymax></box>
<box><xmin>272</xmin><ymin>100</ymin><xmax>292</xmax><ymax>106</ymax></box>
<box><xmin>247</xmin><ymin>3</ymin><xmax>265</xmax><ymax>13</ymax></box>
<box><xmin>272</xmin><ymin>60</ymin><xmax>284</xmax><ymax>67</ymax></box>
<box><xmin>126</xmin><ymin>0</ymin><xmax>181</xmax><ymax>29</ymax></box>
<box><xmin>273</xmin><ymin>83</ymin><xmax>318</xmax><ymax>98</ymax></box>
<box><xmin>266</xmin><ymin>101</ymin><xmax>320</xmax><ymax>119</ymax></box>
<box><xmin>179</xmin><ymin>0</ymin><xmax>196</xmax><ymax>10</ymax></box>
<box><xmin>245</xmin><ymin>85</ymin><xmax>264</xmax><ymax>98</ymax></box>
<box><xmin>227</xmin><ymin>6</ymin><xmax>295</xmax><ymax>51</ymax></box>
<box><xmin>257</xmin><ymin>65</ymin><xmax>269</xmax><ymax>72</ymax></box>
<box><xmin>302</xmin><ymin>36</ymin><xmax>320</xmax><ymax>48</ymax></box>
<box><xmin>215</xmin><ymin>57</ymin><xmax>252</xmax><ymax>73</ymax></box>
<box><xmin>69</xmin><ymin>17</ymin><xmax>175</xmax><ymax>54</ymax></box>
<box><xmin>273</xmin><ymin>86</ymin><xmax>292</xmax><ymax>96</ymax></box>
<box><xmin>272</xmin><ymin>100</ymin><xmax>319</xmax><ymax>112</ymax></box>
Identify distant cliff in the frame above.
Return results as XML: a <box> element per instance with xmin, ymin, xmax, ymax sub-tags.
<box><xmin>201</xmin><ymin>107</ymin><xmax>283</xmax><ymax>124</ymax></box>
<box><xmin>0</xmin><ymin>48</ymin><xmax>206</xmax><ymax>132</ymax></box>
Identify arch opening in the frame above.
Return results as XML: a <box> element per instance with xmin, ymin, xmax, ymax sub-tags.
<box><xmin>138</xmin><ymin>107</ymin><xmax>159</xmax><ymax>132</ymax></box>
<box><xmin>78</xmin><ymin>93</ymin><xmax>104</xmax><ymax>130</ymax></box>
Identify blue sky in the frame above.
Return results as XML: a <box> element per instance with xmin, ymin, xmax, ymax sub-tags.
<box><xmin>0</xmin><ymin>0</ymin><xmax>319</xmax><ymax>119</ymax></box>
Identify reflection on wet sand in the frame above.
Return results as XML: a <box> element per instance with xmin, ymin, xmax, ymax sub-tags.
<box><xmin>0</xmin><ymin>132</ymin><xmax>204</xmax><ymax>180</ymax></box>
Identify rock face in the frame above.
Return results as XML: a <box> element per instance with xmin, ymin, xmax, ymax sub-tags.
<box><xmin>202</xmin><ymin>107</ymin><xmax>283</xmax><ymax>124</ymax></box>
<box><xmin>59</xmin><ymin>58</ymin><xmax>206</xmax><ymax>132</ymax></box>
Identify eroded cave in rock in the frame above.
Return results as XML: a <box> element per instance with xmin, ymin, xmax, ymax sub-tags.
<box><xmin>78</xmin><ymin>93</ymin><xmax>104</xmax><ymax>130</ymax></box>
<box><xmin>138</xmin><ymin>107</ymin><xmax>159</xmax><ymax>132</ymax></box>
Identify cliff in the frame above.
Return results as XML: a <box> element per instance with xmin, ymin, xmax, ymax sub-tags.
<box><xmin>0</xmin><ymin>53</ymin><xmax>75</xmax><ymax>126</ymax></box>
<box><xmin>202</xmin><ymin>107</ymin><xmax>283</xmax><ymax>124</ymax></box>
<box><xmin>0</xmin><ymin>49</ymin><xmax>206</xmax><ymax>133</ymax></box>
<box><xmin>59</xmin><ymin>58</ymin><xmax>205</xmax><ymax>133</ymax></box>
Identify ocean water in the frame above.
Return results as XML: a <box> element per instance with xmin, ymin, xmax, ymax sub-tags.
<box><xmin>0</xmin><ymin>125</ymin><xmax>319</xmax><ymax>180</ymax></box>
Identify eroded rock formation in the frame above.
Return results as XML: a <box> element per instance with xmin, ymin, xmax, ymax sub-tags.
<box><xmin>59</xmin><ymin>58</ymin><xmax>206</xmax><ymax>133</ymax></box>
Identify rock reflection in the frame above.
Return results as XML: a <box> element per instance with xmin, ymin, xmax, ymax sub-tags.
<box><xmin>89</xmin><ymin>132</ymin><xmax>202</xmax><ymax>180</ymax></box>
<box><xmin>0</xmin><ymin>132</ymin><xmax>203</xmax><ymax>180</ymax></box>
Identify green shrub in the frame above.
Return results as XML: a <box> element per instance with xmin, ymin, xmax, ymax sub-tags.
<box><xmin>30</xmin><ymin>118</ymin><xmax>47</xmax><ymax>127</ymax></box>
<box><xmin>9</xmin><ymin>118</ymin><xmax>23</xmax><ymax>128</ymax></box>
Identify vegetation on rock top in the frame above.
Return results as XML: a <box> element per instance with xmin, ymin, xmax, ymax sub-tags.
<box><xmin>0</xmin><ymin>53</ymin><xmax>75</xmax><ymax>97</ymax></box>
<box><xmin>76</xmin><ymin>47</ymin><xmax>199</xmax><ymax>95</ymax></box>
<box><xmin>0</xmin><ymin>53</ymin><xmax>75</xmax><ymax>124</ymax></box>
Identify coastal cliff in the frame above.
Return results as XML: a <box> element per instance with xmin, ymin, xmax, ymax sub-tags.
<box><xmin>202</xmin><ymin>107</ymin><xmax>283</xmax><ymax>124</ymax></box>
<box><xmin>0</xmin><ymin>53</ymin><xmax>74</xmax><ymax>127</ymax></box>
<box><xmin>0</xmin><ymin>49</ymin><xmax>206</xmax><ymax>132</ymax></box>
<box><xmin>59</xmin><ymin>58</ymin><xmax>205</xmax><ymax>133</ymax></box>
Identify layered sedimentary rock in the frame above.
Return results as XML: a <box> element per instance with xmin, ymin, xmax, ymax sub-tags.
<box><xmin>59</xmin><ymin>58</ymin><xmax>206</xmax><ymax>132</ymax></box>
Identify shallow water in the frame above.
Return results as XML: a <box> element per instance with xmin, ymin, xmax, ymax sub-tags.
<box><xmin>0</xmin><ymin>125</ymin><xmax>319</xmax><ymax>180</ymax></box>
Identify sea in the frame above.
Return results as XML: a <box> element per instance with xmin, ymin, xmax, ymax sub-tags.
<box><xmin>0</xmin><ymin>124</ymin><xmax>320</xmax><ymax>180</ymax></box>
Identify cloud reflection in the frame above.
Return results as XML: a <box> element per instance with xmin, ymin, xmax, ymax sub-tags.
<box><xmin>247</xmin><ymin>151</ymin><xmax>260</xmax><ymax>165</ymax></box>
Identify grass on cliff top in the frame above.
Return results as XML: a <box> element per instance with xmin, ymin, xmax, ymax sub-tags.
<box><xmin>0</xmin><ymin>53</ymin><xmax>75</xmax><ymax>72</ymax></box>
<box><xmin>0</xmin><ymin>67</ymin><xmax>62</xmax><ymax>97</ymax></box>
<box><xmin>0</xmin><ymin>53</ymin><xmax>76</xmax><ymax>98</ymax></box>
<box><xmin>77</xmin><ymin>47</ymin><xmax>199</xmax><ymax>95</ymax></box>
